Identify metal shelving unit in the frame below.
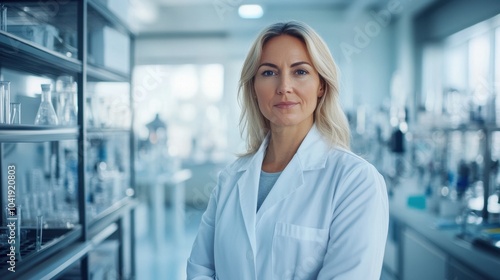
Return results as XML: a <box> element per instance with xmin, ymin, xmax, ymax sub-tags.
<box><xmin>86</xmin><ymin>64</ymin><xmax>130</xmax><ymax>83</ymax></box>
<box><xmin>0</xmin><ymin>0</ymin><xmax>136</xmax><ymax>279</ymax></box>
<box><xmin>0</xmin><ymin>125</ymin><xmax>79</xmax><ymax>142</ymax></box>
<box><xmin>0</xmin><ymin>31</ymin><xmax>82</xmax><ymax>77</ymax></box>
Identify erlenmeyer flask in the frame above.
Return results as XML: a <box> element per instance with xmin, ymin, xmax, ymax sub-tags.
<box><xmin>34</xmin><ymin>84</ymin><xmax>59</xmax><ymax>125</ymax></box>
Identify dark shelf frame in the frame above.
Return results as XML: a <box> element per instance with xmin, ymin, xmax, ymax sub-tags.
<box><xmin>3</xmin><ymin>226</ymin><xmax>82</xmax><ymax>280</ymax></box>
<box><xmin>0</xmin><ymin>126</ymin><xmax>79</xmax><ymax>142</ymax></box>
<box><xmin>0</xmin><ymin>31</ymin><xmax>82</xmax><ymax>77</ymax></box>
<box><xmin>88</xmin><ymin>196</ymin><xmax>137</xmax><ymax>239</ymax></box>
<box><xmin>87</xmin><ymin>63</ymin><xmax>131</xmax><ymax>82</ymax></box>
<box><xmin>9</xmin><ymin>222</ymin><xmax>119</xmax><ymax>280</ymax></box>
<box><xmin>86</xmin><ymin>127</ymin><xmax>131</xmax><ymax>135</ymax></box>
<box><xmin>87</xmin><ymin>0</ymin><xmax>133</xmax><ymax>36</ymax></box>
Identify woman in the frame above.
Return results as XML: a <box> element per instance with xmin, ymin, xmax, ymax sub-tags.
<box><xmin>187</xmin><ymin>21</ymin><xmax>388</xmax><ymax>280</ymax></box>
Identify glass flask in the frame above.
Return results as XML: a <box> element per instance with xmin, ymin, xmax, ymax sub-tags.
<box><xmin>57</xmin><ymin>76</ymin><xmax>77</xmax><ymax>126</ymax></box>
<box><xmin>35</xmin><ymin>84</ymin><xmax>59</xmax><ymax>125</ymax></box>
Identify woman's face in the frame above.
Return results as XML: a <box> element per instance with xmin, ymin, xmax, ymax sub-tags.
<box><xmin>254</xmin><ymin>35</ymin><xmax>323</xmax><ymax>130</ymax></box>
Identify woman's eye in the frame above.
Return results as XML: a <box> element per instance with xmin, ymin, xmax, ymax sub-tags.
<box><xmin>262</xmin><ymin>70</ymin><xmax>275</xmax><ymax>76</ymax></box>
<box><xmin>296</xmin><ymin>69</ymin><xmax>308</xmax><ymax>75</ymax></box>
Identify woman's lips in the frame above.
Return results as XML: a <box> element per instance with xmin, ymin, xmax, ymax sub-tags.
<box><xmin>274</xmin><ymin>102</ymin><xmax>298</xmax><ymax>109</ymax></box>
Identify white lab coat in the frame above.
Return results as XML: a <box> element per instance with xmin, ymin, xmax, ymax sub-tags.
<box><xmin>187</xmin><ymin>125</ymin><xmax>389</xmax><ymax>280</ymax></box>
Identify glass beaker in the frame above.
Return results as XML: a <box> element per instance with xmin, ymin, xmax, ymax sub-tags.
<box><xmin>34</xmin><ymin>84</ymin><xmax>59</xmax><ymax>125</ymax></box>
<box><xmin>10</xmin><ymin>103</ymin><xmax>21</xmax><ymax>124</ymax></box>
<box><xmin>0</xmin><ymin>81</ymin><xmax>11</xmax><ymax>124</ymax></box>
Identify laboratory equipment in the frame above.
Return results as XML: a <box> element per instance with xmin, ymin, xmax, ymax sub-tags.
<box><xmin>34</xmin><ymin>84</ymin><xmax>59</xmax><ymax>125</ymax></box>
<box><xmin>0</xmin><ymin>81</ymin><xmax>11</xmax><ymax>124</ymax></box>
<box><xmin>9</xmin><ymin>103</ymin><xmax>21</xmax><ymax>124</ymax></box>
<box><xmin>36</xmin><ymin>215</ymin><xmax>43</xmax><ymax>251</ymax></box>
<box><xmin>57</xmin><ymin>76</ymin><xmax>77</xmax><ymax>126</ymax></box>
<box><xmin>0</xmin><ymin>4</ymin><xmax>6</xmax><ymax>32</ymax></box>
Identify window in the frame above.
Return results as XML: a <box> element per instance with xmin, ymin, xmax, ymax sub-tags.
<box><xmin>422</xmin><ymin>14</ymin><xmax>500</xmax><ymax>126</ymax></box>
<box><xmin>133</xmin><ymin>64</ymin><xmax>227</xmax><ymax>163</ymax></box>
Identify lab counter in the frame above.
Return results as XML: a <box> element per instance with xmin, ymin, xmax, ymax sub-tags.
<box><xmin>385</xmin><ymin>187</ymin><xmax>500</xmax><ymax>280</ymax></box>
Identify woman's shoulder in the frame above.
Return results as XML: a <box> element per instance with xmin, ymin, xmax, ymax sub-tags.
<box><xmin>330</xmin><ymin>147</ymin><xmax>369</xmax><ymax>164</ymax></box>
<box><xmin>217</xmin><ymin>153</ymin><xmax>254</xmax><ymax>177</ymax></box>
<box><xmin>211</xmin><ymin>154</ymin><xmax>254</xmax><ymax>198</ymax></box>
<box><xmin>327</xmin><ymin>147</ymin><xmax>381</xmax><ymax>176</ymax></box>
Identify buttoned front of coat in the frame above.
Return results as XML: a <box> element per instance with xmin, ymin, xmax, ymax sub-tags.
<box><xmin>187</xmin><ymin>125</ymin><xmax>389</xmax><ymax>280</ymax></box>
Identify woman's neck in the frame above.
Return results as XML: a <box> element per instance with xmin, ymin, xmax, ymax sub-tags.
<box><xmin>262</xmin><ymin>122</ymin><xmax>312</xmax><ymax>172</ymax></box>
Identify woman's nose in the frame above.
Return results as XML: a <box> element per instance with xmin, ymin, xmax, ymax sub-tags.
<box><xmin>277</xmin><ymin>74</ymin><xmax>292</xmax><ymax>95</ymax></box>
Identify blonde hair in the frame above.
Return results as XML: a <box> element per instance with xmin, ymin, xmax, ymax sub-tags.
<box><xmin>238</xmin><ymin>21</ymin><xmax>350</xmax><ymax>155</ymax></box>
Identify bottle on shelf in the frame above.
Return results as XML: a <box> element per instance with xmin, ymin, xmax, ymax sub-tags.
<box><xmin>34</xmin><ymin>84</ymin><xmax>59</xmax><ymax>126</ymax></box>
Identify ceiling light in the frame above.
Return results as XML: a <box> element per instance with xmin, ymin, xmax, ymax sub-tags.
<box><xmin>238</xmin><ymin>5</ymin><xmax>263</xmax><ymax>19</ymax></box>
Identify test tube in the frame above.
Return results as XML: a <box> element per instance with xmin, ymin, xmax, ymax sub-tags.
<box><xmin>0</xmin><ymin>4</ymin><xmax>7</xmax><ymax>32</ymax></box>
<box><xmin>0</xmin><ymin>81</ymin><xmax>11</xmax><ymax>124</ymax></box>
<box><xmin>10</xmin><ymin>103</ymin><xmax>21</xmax><ymax>124</ymax></box>
<box><xmin>36</xmin><ymin>215</ymin><xmax>43</xmax><ymax>251</ymax></box>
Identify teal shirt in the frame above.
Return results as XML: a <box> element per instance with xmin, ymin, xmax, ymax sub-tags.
<box><xmin>257</xmin><ymin>170</ymin><xmax>281</xmax><ymax>212</ymax></box>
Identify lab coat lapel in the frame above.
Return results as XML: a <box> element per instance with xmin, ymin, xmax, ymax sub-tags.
<box><xmin>256</xmin><ymin>156</ymin><xmax>304</xmax><ymax>222</ymax></box>
<box><xmin>236</xmin><ymin>167</ymin><xmax>259</xmax><ymax>256</ymax></box>
<box><xmin>235</xmin><ymin>124</ymin><xmax>329</xmax><ymax>251</ymax></box>
<box><xmin>236</xmin><ymin>136</ymin><xmax>268</xmax><ymax>259</ymax></box>
<box><xmin>256</xmin><ymin>124</ymin><xmax>328</xmax><ymax>223</ymax></box>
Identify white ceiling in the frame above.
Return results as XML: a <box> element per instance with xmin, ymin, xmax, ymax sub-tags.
<box><xmin>130</xmin><ymin>0</ymin><xmax>389</xmax><ymax>36</ymax></box>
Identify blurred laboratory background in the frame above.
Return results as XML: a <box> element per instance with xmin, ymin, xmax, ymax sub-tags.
<box><xmin>0</xmin><ymin>0</ymin><xmax>500</xmax><ymax>279</ymax></box>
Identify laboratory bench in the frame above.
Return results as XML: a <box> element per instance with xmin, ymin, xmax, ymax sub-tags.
<box><xmin>384</xmin><ymin>184</ymin><xmax>500</xmax><ymax>280</ymax></box>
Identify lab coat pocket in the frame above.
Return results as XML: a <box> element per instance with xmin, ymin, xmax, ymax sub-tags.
<box><xmin>272</xmin><ymin>222</ymin><xmax>329</xmax><ymax>280</ymax></box>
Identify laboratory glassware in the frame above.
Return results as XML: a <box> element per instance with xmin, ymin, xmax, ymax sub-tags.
<box><xmin>0</xmin><ymin>81</ymin><xmax>11</xmax><ymax>124</ymax></box>
<box><xmin>36</xmin><ymin>215</ymin><xmax>43</xmax><ymax>251</ymax></box>
<box><xmin>34</xmin><ymin>84</ymin><xmax>59</xmax><ymax>125</ymax></box>
<box><xmin>0</xmin><ymin>5</ymin><xmax>6</xmax><ymax>32</ymax></box>
<box><xmin>57</xmin><ymin>76</ymin><xmax>77</xmax><ymax>126</ymax></box>
<box><xmin>10</xmin><ymin>102</ymin><xmax>21</xmax><ymax>124</ymax></box>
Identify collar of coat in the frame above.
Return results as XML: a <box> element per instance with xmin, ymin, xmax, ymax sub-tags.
<box><xmin>236</xmin><ymin>123</ymin><xmax>332</xmax><ymax>173</ymax></box>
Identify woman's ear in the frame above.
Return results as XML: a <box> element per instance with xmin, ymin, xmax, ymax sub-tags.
<box><xmin>318</xmin><ymin>79</ymin><xmax>325</xmax><ymax>98</ymax></box>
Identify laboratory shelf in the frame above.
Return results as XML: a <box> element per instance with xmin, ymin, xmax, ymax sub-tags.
<box><xmin>417</xmin><ymin>123</ymin><xmax>500</xmax><ymax>133</ymax></box>
<box><xmin>1</xmin><ymin>226</ymin><xmax>82</xmax><ymax>280</ymax></box>
<box><xmin>0</xmin><ymin>0</ymin><xmax>136</xmax><ymax>278</ymax></box>
<box><xmin>0</xmin><ymin>31</ymin><xmax>82</xmax><ymax>77</ymax></box>
<box><xmin>86</xmin><ymin>127</ymin><xmax>131</xmax><ymax>136</ymax></box>
<box><xmin>0</xmin><ymin>125</ymin><xmax>79</xmax><ymax>142</ymax></box>
<box><xmin>87</xmin><ymin>0</ymin><xmax>133</xmax><ymax>36</ymax></box>
<box><xmin>87</xmin><ymin>63</ymin><xmax>130</xmax><ymax>82</ymax></box>
<box><xmin>88</xmin><ymin>196</ymin><xmax>137</xmax><ymax>239</ymax></box>
<box><xmin>6</xmin><ymin>223</ymin><xmax>118</xmax><ymax>280</ymax></box>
